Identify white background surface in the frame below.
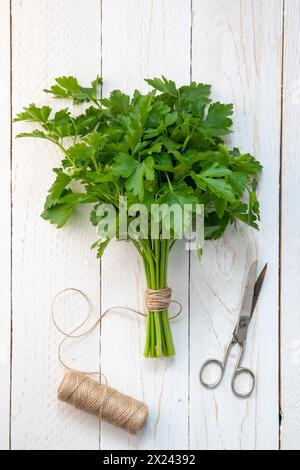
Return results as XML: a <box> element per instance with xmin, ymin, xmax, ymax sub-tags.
<box><xmin>0</xmin><ymin>0</ymin><xmax>299</xmax><ymax>450</ymax></box>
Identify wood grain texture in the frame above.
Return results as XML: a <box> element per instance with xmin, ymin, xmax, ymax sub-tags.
<box><xmin>0</xmin><ymin>0</ymin><xmax>11</xmax><ymax>451</ymax></box>
<box><xmin>11</xmin><ymin>0</ymin><xmax>101</xmax><ymax>450</ymax></box>
<box><xmin>281</xmin><ymin>0</ymin><xmax>300</xmax><ymax>450</ymax></box>
<box><xmin>101</xmin><ymin>0</ymin><xmax>191</xmax><ymax>450</ymax></box>
<box><xmin>190</xmin><ymin>0</ymin><xmax>282</xmax><ymax>450</ymax></box>
<box><xmin>4</xmin><ymin>0</ymin><xmax>299</xmax><ymax>451</ymax></box>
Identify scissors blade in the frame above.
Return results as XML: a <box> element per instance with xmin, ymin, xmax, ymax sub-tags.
<box><xmin>250</xmin><ymin>263</ymin><xmax>268</xmax><ymax>317</ymax></box>
<box><xmin>234</xmin><ymin>261</ymin><xmax>258</xmax><ymax>344</ymax></box>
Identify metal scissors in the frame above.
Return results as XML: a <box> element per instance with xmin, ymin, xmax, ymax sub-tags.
<box><xmin>199</xmin><ymin>261</ymin><xmax>267</xmax><ymax>398</ymax></box>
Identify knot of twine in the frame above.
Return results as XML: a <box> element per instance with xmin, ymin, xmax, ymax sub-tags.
<box><xmin>145</xmin><ymin>287</ymin><xmax>172</xmax><ymax>311</ymax></box>
<box><xmin>52</xmin><ymin>287</ymin><xmax>182</xmax><ymax>434</ymax></box>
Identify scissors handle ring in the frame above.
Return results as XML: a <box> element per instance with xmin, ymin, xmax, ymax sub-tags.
<box><xmin>199</xmin><ymin>358</ymin><xmax>224</xmax><ymax>389</ymax></box>
<box><xmin>231</xmin><ymin>367</ymin><xmax>255</xmax><ymax>398</ymax></box>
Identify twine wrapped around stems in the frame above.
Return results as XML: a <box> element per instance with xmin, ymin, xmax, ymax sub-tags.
<box><xmin>52</xmin><ymin>287</ymin><xmax>182</xmax><ymax>434</ymax></box>
<box><xmin>145</xmin><ymin>287</ymin><xmax>172</xmax><ymax>312</ymax></box>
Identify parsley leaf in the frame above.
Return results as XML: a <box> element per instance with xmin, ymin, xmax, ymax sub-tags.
<box><xmin>113</xmin><ymin>155</ymin><xmax>155</xmax><ymax>201</ymax></box>
<box><xmin>202</xmin><ymin>102</ymin><xmax>233</xmax><ymax>137</ymax></box>
<box><xmin>14</xmin><ymin>104</ymin><xmax>51</xmax><ymax>123</ymax></box>
<box><xmin>44</xmin><ymin>76</ymin><xmax>102</xmax><ymax>104</ymax></box>
<box><xmin>145</xmin><ymin>76</ymin><xmax>178</xmax><ymax>97</ymax></box>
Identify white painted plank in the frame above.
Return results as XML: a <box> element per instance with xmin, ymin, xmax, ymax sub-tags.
<box><xmin>101</xmin><ymin>0</ymin><xmax>191</xmax><ymax>450</ymax></box>
<box><xmin>11</xmin><ymin>0</ymin><xmax>101</xmax><ymax>450</ymax></box>
<box><xmin>281</xmin><ymin>0</ymin><xmax>300</xmax><ymax>451</ymax></box>
<box><xmin>190</xmin><ymin>0</ymin><xmax>282</xmax><ymax>449</ymax></box>
<box><xmin>0</xmin><ymin>0</ymin><xmax>11</xmax><ymax>451</ymax></box>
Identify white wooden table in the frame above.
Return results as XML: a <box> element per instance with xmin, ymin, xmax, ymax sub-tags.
<box><xmin>0</xmin><ymin>0</ymin><xmax>299</xmax><ymax>450</ymax></box>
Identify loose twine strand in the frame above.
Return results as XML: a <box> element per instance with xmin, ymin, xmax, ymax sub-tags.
<box><xmin>51</xmin><ymin>287</ymin><xmax>182</xmax><ymax>374</ymax></box>
<box><xmin>52</xmin><ymin>287</ymin><xmax>182</xmax><ymax>434</ymax></box>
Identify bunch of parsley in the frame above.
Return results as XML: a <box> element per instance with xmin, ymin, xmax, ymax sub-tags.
<box><xmin>15</xmin><ymin>76</ymin><xmax>262</xmax><ymax>358</ymax></box>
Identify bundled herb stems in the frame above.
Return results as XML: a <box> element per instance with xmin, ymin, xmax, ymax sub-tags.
<box><xmin>140</xmin><ymin>238</ymin><xmax>174</xmax><ymax>357</ymax></box>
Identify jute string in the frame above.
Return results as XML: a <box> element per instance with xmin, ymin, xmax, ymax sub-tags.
<box><xmin>52</xmin><ymin>287</ymin><xmax>182</xmax><ymax>434</ymax></box>
<box><xmin>145</xmin><ymin>287</ymin><xmax>173</xmax><ymax>312</ymax></box>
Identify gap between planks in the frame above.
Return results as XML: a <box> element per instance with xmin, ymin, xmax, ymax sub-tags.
<box><xmin>188</xmin><ymin>0</ymin><xmax>193</xmax><ymax>451</ymax></box>
<box><xmin>9</xmin><ymin>0</ymin><xmax>13</xmax><ymax>452</ymax></box>
<box><xmin>278</xmin><ymin>0</ymin><xmax>286</xmax><ymax>450</ymax></box>
<box><xmin>99</xmin><ymin>0</ymin><xmax>103</xmax><ymax>451</ymax></box>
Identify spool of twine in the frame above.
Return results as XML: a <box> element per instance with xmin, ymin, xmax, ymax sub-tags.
<box><xmin>57</xmin><ymin>370</ymin><xmax>148</xmax><ymax>434</ymax></box>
